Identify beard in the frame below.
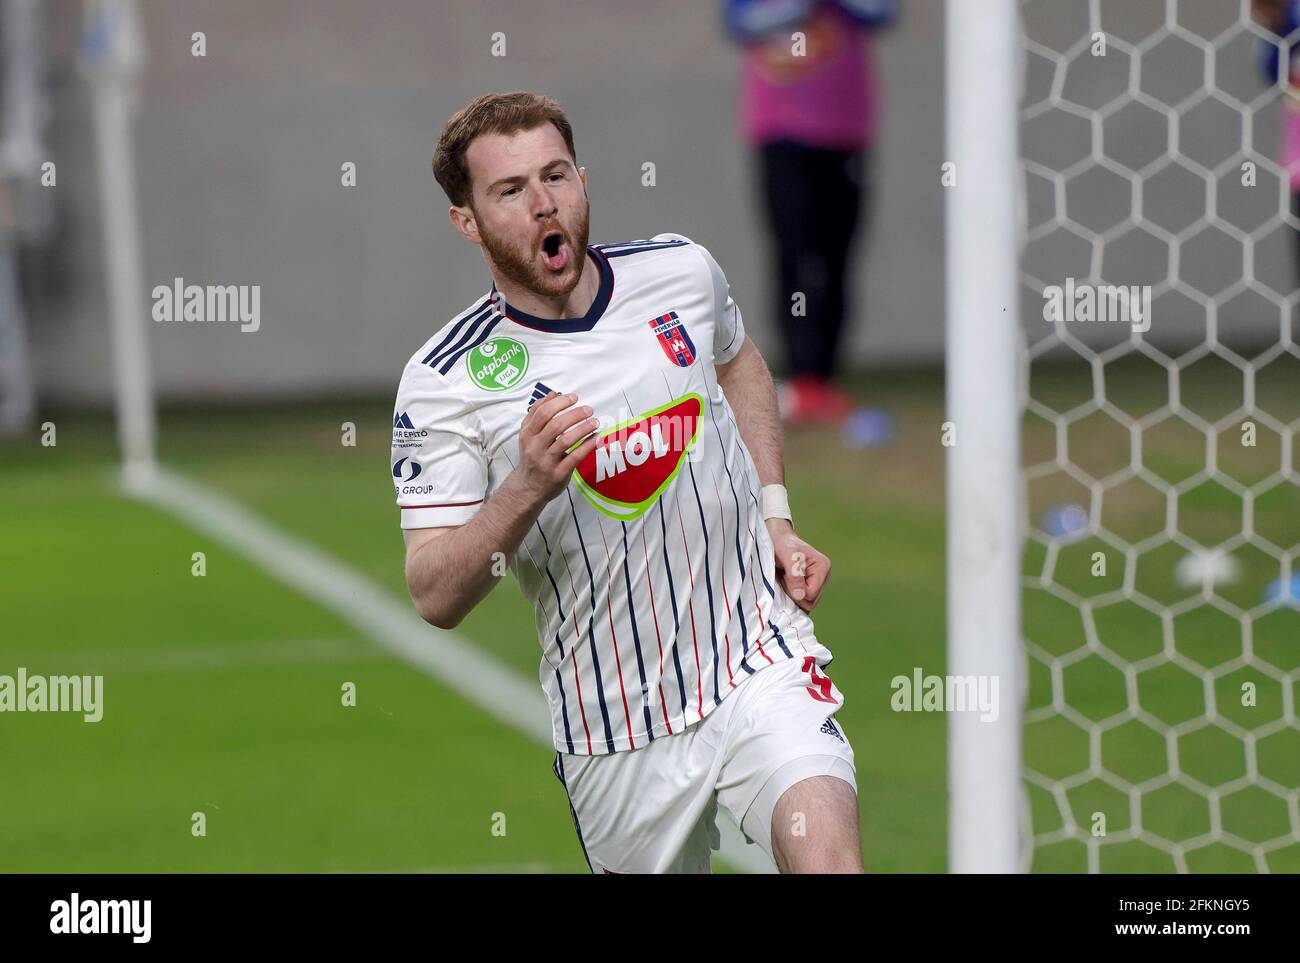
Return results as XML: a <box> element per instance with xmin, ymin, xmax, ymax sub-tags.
<box><xmin>478</xmin><ymin>200</ymin><xmax>591</xmax><ymax>301</ymax></box>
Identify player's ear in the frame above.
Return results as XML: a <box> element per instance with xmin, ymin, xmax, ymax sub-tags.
<box><xmin>449</xmin><ymin>204</ymin><xmax>481</xmax><ymax>245</ymax></box>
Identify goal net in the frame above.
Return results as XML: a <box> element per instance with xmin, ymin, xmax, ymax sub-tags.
<box><xmin>1017</xmin><ymin>0</ymin><xmax>1300</xmax><ymax>873</ymax></box>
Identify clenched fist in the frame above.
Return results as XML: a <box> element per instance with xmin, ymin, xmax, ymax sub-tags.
<box><xmin>513</xmin><ymin>391</ymin><xmax>601</xmax><ymax>506</ymax></box>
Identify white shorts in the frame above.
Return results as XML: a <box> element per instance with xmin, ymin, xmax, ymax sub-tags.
<box><xmin>551</xmin><ymin>654</ymin><xmax>857</xmax><ymax>873</ymax></box>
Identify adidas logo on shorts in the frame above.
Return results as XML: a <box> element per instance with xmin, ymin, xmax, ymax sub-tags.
<box><xmin>820</xmin><ymin>718</ymin><xmax>845</xmax><ymax>743</ymax></box>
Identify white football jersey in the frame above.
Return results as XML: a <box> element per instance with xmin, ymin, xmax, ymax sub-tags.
<box><xmin>391</xmin><ymin>233</ymin><xmax>831</xmax><ymax>754</ymax></box>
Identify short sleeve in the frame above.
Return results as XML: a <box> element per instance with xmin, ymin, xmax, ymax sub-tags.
<box><xmin>391</xmin><ymin>364</ymin><xmax>488</xmax><ymax>530</ymax></box>
<box><xmin>696</xmin><ymin>243</ymin><xmax>747</xmax><ymax>366</ymax></box>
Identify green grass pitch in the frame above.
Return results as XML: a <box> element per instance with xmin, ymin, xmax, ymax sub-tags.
<box><xmin>1</xmin><ymin>364</ymin><xmax>1295</xmax><ymax>872</ymax></box>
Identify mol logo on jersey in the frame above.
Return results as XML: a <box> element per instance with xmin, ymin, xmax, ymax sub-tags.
<box><xmin>648</xmin><ymin>311</ymin><xmax>696</xmax><ymax>367</ymax></box>
<box><xmin>572</xmin><ymin>393</ymin><xmax>703</xmax><ymax>520</ymax></box>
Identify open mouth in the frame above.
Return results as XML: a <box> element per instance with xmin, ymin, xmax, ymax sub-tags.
<box><xmin>541</xmin><ymin>231</ymin><xmax>569</xmax><ymax>271</ymax></box>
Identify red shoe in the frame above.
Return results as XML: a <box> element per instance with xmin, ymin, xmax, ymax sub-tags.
<box><xmin>778</xmin><ymin>375</ymin><xmax>853</xmax><ymax>426</ymax></box>
<box><xmin>816</xmin><ymin>380</ymin><xmax>856</xmax><ymax>423</ymax></box>
<box><xmin>778</xmin><ymin>375</ymin><xmax>819</xmax><ymax>425</ymax></box>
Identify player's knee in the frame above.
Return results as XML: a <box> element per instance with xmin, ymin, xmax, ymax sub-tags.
<box><xmin>773</xmin><ymin>834</ymin><xmax>864</xmax><ymax>874</ymax></box>
<box><xmin>808</xmin><ymin>848</ymin><xmax>865</xmax><ymax>874</ymax></box>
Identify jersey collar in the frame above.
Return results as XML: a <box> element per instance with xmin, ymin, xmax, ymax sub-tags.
<box><xmin>489</xmin><ymin>246</ymin><xmax>614</xmax><ymax>334</ymax></box>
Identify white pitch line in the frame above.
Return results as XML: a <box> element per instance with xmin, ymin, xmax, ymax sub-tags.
<box><xmin>3</xmin><ymin>638</ymin><xmax>384</xmax><ymax>674</ymax></box>
<box><xmin>120</xmin><ymin>465</ymin><xmax>776</xmax><ymax>874</ymax></box>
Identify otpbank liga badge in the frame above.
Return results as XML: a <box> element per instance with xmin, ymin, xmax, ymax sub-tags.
<box><xmin>649</xmin><ymin>311</ymin><xmax>696</xmax><ymax>367</ymax></box>
<box><xmin>467</xmin><ymin>337</ymin><xmax>529</xmax><ymax>391</ymax></box>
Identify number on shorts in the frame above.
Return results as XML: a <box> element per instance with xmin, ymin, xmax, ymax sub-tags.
<box><xmin>801</xmin><ymin>656</ymin><xmax>837</xmax><ymax>704</ymax></box>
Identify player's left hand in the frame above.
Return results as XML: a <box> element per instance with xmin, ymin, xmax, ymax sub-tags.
<box><xmin>765</xmin><ymin>519</ymin><xmax>831</xmax><ymax>613</ymax></box>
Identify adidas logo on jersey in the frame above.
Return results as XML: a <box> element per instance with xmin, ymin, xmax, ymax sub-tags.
<box><xmin>820</xmin><ymin>718</ymin><xmax>845</xmax><ymax>743</ymax></box>
<box><xmin>572</xmin><ymin>393</ymin><xmax>703</xmax><ymax>520</ymax></box>
<box><xmin>527</xmin><ymin>381</ymin><xmax>558</xmax><ymax>412</ymax></box>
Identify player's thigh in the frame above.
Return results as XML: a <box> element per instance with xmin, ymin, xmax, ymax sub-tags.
<box><xmin>770</xmin><ymin>772</ymin><xmax>863</xmax><ymax>874</ymax></box>
<box><xmin>554</xmin><ymin>729</ymin><xmax>719</xmax><ymax>874</ymax></box>
<box><xmin>714</xmin><ymin>654</ymin><xmax>859</xmax><ymax>867</ymax></box>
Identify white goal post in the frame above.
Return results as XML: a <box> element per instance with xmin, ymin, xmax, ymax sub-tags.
<box><xmin>944</xmin><ymin>0</ymin><xmax>1025</xmax><ymax>874</ymax></box>
<box><xmin>80</xmin><ymin>0</ymin><xmax>156</xmax><ymax>486</ymax></box>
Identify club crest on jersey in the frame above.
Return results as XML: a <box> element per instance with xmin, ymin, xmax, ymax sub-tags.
<box><xmin>572</xmin><ymin>393</ymin><xmax>703</xmax><ymax>520</ymax></box>
<box><xmin>648</xmin><ymin>311</ymin><xmax>696</xmax><ymax>367</ymax></box>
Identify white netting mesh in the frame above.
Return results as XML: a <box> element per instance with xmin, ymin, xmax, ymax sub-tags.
<box><xmin>1018</xmin><ymin>0</ymin><xmax>1300</xmax><ymax>872</ymax></box>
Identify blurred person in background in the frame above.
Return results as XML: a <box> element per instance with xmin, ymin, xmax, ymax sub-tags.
<box><xmin>1253</xmin><ymin>0</ymin><xmax>1300</xmax><ymax>279</ymax></box>
<box><xmin>724</xmin><ymin>0</ymin><xmax>898</xmax><ymax>428</ymax></box>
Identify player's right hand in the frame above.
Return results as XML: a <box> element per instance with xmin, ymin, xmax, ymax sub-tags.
<box><xmin>513</xmin><ymin>391</ymin><xmax>601</xmax><ymax>505</ymax></box>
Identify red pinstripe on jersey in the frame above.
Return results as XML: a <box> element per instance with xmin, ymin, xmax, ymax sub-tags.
<box><xmin>745</xmin><ymin>520</ymin><xmax>776</xmax><ymax>666</ymax></box>
<box><xmin>561</xmin><ymin>560</ymin><xmax>595</xmax><ymax>754</ymax></box>
<box><xmin>639</xmin><ymin>525</ymin><xmax>674</xmax><ymax>733</ymax></box>
<box><xmin>674</xmin><ymin>503</ymin><xmax>706</xmax><ymax>718</ymax></box>
<box><xmin>708</xmin><ymin>469</ymin><xmax>738</xmax><ymax>689</ymax></box>
<box><xmin>595</xmin><ymin>522</ymin><xmax>637</xmax><ymax>749</ymax></box>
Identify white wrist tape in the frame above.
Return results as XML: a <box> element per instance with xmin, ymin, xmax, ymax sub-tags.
<box><xmin>760</xmin><ymin>484</ymin><xmax>792</xmax><ymax>523</ymax></box>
